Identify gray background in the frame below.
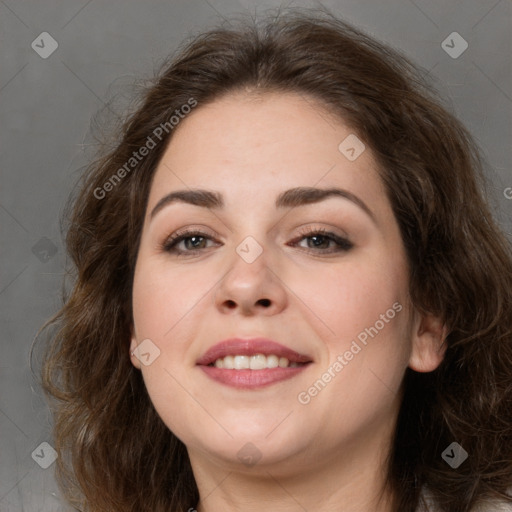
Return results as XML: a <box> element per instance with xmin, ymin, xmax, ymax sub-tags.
<box><xmin>1</xmin><ymin>0</ymin><xmax>510</xmax><ymax>510</ymax></box>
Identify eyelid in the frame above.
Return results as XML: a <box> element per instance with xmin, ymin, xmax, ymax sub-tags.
<box><xmin>292</xmin><ymin>223</ymin><xmax>350</xmax><ymax>240</ymax></box>
<box><xmin>167</xmin><ymin>225</ymin><xmax>217</xmax><ymax>239</ymax></box>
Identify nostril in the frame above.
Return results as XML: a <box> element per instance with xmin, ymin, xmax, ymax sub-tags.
<box><xmin>258</xmin><ymin>299</ymin><xmax>271</xmax><ymax>307</ymax></box>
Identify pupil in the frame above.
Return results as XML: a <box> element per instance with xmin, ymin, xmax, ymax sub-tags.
<box><xmin>310</xmin><ymin>235</ymin><xmax>327</xmax><ymax>248</ymax></box>
<box><xmin>188</xmin><ymin>236</ymin><xmax>203</xmax><ymax>249</ymax></box>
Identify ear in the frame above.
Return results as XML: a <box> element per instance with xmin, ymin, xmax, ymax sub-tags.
<box><xmin>408</xmin><ymin>309</ymin><xmax>448</xmax><ymax>373</ymax></box>
<box><xmin>129</xmin><ymin>334</ymin><xmax>142</xmax><ymax>370</ymax></box>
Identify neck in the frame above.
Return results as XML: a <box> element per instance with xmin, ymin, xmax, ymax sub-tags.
<box><xmin>190</xmin><ymin>415</ymin><xmax>397</xmax><ymax>512</ymax></box>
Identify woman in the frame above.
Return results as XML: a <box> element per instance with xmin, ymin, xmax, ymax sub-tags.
<box><xmin>37</xmin><ymin>7</ymin><xmax>512</xmax><ymax>512</ymax></box>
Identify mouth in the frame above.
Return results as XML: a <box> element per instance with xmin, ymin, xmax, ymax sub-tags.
<box><xmin>196</xmin><ymin>338</ymin><xmax>313</xmax><ymax>389</ymax></box>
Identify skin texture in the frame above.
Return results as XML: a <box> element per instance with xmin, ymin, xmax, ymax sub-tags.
<box><xmin>129</xmin><ymin>91</ymin><xmax>447</xmax><ymax>512</ymax></box>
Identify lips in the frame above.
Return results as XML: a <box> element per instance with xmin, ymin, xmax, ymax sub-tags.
<box><xmin>196</xmin><ymin>338</ymin><xmax>313</xmax><ymax>389</ymax></box>
<box><xmin>196</xmin><ymin>338</ymin><xmax>313</xmax><ymax>366</ymax></box>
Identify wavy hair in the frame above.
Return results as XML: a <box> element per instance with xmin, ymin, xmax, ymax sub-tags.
<box><xmin>34</xmin><ymin>7</ymin><xmax>512</xmax><ymax>512</ymax></box>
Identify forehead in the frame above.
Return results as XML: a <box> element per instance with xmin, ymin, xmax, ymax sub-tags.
<box><xmin>147</xmin><ymin>91</ymin><xmax>390</xmax><ymax>217</ymax></box>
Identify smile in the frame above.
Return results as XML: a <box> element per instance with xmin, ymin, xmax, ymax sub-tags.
<box><xmin>197</xmin><ymin>338</ymin><xmax>313</xmax><ymax>389</ymax></box>
<box><xmin>209</xmin><ymin>354</ymin><xmax>305</xmax><ymax>369</ymax></box>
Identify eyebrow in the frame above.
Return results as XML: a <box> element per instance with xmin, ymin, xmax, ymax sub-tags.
<box><xmin>149</xmin><ymin>186</ymin><xmax>376</xmax><ymax>224</ymax></box>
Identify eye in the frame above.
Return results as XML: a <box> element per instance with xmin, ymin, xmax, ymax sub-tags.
<box><xmin>161</xmin><ymin>227</ymin><xmax>353</xmax><ymax>256</ymax></box>
<box><xmin>289</xmin><ymin>227</ymin><xmax>354</xmax><ymax>254</ymax></box>
<box><xmin>161</xmin><ymin>228</ymin><xmax>219</xmax><ymax>255</ymax></box>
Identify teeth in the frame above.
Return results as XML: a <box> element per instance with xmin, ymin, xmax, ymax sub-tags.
<box><xmin>233</xmin><ymin>355</ymin><xmax>250</xmax><ymax>370</ymax></box>
<box><xmin>267</xmin><ymin>355</ymin><xmax>279</xmax><ymax>368</ymax></box>
<box><xmin>249</xmin><ymin>354</ymin><xmax>266</xmax><ymax>370</ymax></box>
<box><xmin>211</xmin><ymin>354</ymin><xmax>303</xmax><ymax>370</ymax></box>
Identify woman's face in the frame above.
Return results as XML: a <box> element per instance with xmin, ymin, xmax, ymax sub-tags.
<box><xmin>130</xmin><ymin>91</ymin><xmax>441</xmax><ymax>475</ymax></box>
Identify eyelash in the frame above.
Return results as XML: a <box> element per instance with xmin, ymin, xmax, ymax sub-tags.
<box><xmin>161</xmin><ymin>227</ymin><xmax>353</xmax><ymax>256</ymax></box>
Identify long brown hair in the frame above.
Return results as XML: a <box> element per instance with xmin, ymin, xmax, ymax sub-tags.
<box><xmin>33</xmin><ymin>6</ymin><xmax>512</xmax><ymax>511</ymax></box>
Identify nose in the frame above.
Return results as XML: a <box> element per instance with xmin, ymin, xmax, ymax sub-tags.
<box><xmin>213</xmin><ymin>246</ymin><xmax>288</xmax><ymax>316</ymax></box>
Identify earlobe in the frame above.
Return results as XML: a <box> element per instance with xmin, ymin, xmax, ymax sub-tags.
<box><xmin>129</xmin><ymin>336</ymin><xmax>142</xmax><ymax>370</ymax></box>
<box><xmin>408</xmin><ymin>311</ymin><xmax>449</xmax><ymax>373</ymax></box>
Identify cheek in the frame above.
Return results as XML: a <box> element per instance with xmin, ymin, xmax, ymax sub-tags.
<box><xmin>131</xmin><ymin>256</ymin><xmax>212</xmax><ymax>339</ymax></box>
<box><xmin>295</xmin><ymin>251</ymin><xmax>408</xmax><ymax>346</ymax></box>
<box><xmin>298</xmin><ymin>250</ymin><xmax>412</xmax><ymax>407</ymax></box>
<box><xmin>293</xmin><ymin>270</ymin><xmax>410</xmax><ymax>442</ymax></box>
<box><xmin>131</xmin><ymin>259</ymin><xmax>208</xmax><ymax>438</ymax></box>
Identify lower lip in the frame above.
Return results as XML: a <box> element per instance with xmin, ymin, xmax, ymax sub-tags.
<box><xmin>199</xmin><ymin>365</ymin><xmax>310</xmax><ymax>389</ymax></box>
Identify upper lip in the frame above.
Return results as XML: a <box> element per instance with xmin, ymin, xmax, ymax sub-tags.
<box><xmin>196</xmin><ymin>338</ymin><xmax>313</xmax><ymax>366</ymax></box>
